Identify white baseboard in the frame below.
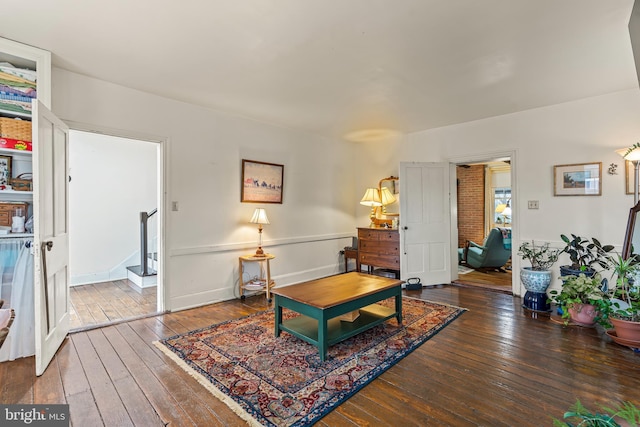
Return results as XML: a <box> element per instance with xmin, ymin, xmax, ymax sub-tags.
<box><xmin>127</xmin><ymin>269</ymin><xmax>157</xmax><ymax>288</ymax></box>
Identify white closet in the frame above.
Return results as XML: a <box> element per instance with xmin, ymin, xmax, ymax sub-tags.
<box><xmin>0</xmin><ymin>37</ymin><xmax>67</xmax><ymax>371</ymax></box>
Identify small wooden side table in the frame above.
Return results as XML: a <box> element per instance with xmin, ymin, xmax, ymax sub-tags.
<box><xmin>238</xmin><ymin>254</ymin><xmax>276</xmax><ymax>302</ymax></box>
<box><xmin>343</xmin><ymin>247</ymin><xmax>358</xmax><ymax>273</ymax></box>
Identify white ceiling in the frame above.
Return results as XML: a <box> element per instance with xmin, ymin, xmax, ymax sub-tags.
<box><xmin>1</xmin><ymin>0</ymin><xmax>638</xmax><ymax>139</ymax></box>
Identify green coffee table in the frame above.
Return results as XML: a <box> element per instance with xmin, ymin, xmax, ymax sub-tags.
<box><xmin>272</xmin><ymin>272</ymin><xmax>403</xmax><ymax>361</ymax></box>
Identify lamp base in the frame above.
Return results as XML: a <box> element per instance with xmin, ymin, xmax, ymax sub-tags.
<box><xmin>254</xmin><ymin>247</ymin><xmax>266</xmax><ymax>257</ymax></box>
<box><xmin>369</xmin><ymin>208</ymin><xmax>377</xmax><ymax>228</ymax></box>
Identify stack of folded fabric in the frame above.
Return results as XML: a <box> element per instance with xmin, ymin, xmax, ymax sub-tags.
<box><xmin>0</xmin><ymin>62</ymin><xmax>37</xmax><ymax>117</ymax></box>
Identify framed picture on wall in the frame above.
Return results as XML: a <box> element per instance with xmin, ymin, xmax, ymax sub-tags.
<box><xmin>553</xmin><ymin>162</ymin><xmax>601</xmax><ymax>196</ymax></box>
<box><xmin>0</xmin><ymin>155</ymin><xmax>12</xmax><ymax>186</ymax></box>
<box><xmin>241</xmin><ymin>159</ymin><xmax>284</xmax><ymax>203</ymax></box>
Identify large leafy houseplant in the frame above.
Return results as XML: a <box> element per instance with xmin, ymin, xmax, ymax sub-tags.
<box><xmin>553</xmin><ymin>399</ymin><xmax>640</xmax><ymax>427</ymax></box>
<box><xmin>518</xmin><ymin>241</ymin><xmax>561</xmax><ymax>311</ymax></box>
<box><xmin>604</xmin><ymin>254</ymin><xmax>640</xmax><ymax>329</ymax></box>
<box><xmin>548</xmin><ymin>273</ymin><xmax>609</xmax><ymax>326</ymax></box>
<box><xmin>560</xmin><ymin>234</ymin><xmax>614</xmax><ymax>274</ymax></box>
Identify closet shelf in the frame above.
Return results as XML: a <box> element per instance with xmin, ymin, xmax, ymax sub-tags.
<box><xmin>0</xmin><ymin>233</ymin><xmax>33</xmax><ymax>239</ymax></box>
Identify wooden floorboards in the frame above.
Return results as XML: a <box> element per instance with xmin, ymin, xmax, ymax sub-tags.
<box><xmin>453</xmin><ymin>268</ymin><xmax>513</xmax><ymax>293</ymax></box>
<box><xmin>69</xmin><ymin>280</ymin><xmax>157</xmax><ymax>330</ymax></box>
<box><xmin>2</xmin><ymin>284</ymin><xmax>640</xmax><ymax>426</ymax></box>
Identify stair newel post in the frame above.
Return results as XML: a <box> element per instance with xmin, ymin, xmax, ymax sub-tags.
<box><xmin>140</xmin><ymin>211</ymin><xmax>149</xmax><ymax>276</ymax></box>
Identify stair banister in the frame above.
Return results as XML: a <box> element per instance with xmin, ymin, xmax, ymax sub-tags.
<box><xmin>140</xmin><ymin>209</ymin><xmax>157</xmax><ymax>276</ymax></box>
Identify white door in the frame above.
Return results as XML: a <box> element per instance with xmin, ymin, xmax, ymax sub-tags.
<box><xmin>33</xmin><ymin>101</ymin><xmax>70</xmax><ymax>376</ymax></box>
<box><xmin>399</xmin><ymin>162</ymin><xmax>451</xmax><ymax>285</ymax></box>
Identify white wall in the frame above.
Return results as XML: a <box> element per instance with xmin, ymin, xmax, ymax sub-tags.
<box><xmin>52</xmin><ymin>68</ymin><xmax>357</xmax><ymax>310</ymax></box>
<box><xmin>51</xmin><ymin>66</ymin><xmax>640</xmax><ymax>304</ymax></box>
<box><xmin>68</xmin><ymin>130</ymin><xmax>157</xmax><ymax>285</ymax></box>
<box><xmin>374</xmin><ymin>88</ymin><xmax>640</xmax><ymax>296</ymax></box>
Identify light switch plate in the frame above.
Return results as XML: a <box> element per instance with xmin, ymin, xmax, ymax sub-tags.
<box><xmin>528</xmin><ymin>200</ymin><xmax>539</xmax><ymax>209</ymax></box>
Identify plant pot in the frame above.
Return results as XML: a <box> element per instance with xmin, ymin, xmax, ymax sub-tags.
<box><xmin>567</xmin><ymin>303</ymin><xmax>597</xmax><ymax>327</ymax></box>
<box><xmin>559</xmin><ymin>266</ymin><xmax>596</xmax><ymax>278</ymax></box>
<box><xmin>520</xmin><ymin>267</ymin><xmax>552</xmax><ymax>312</ymax></box>
<box><xmin>610</xmin><ymin>317</ymin><xmax>640</xmax><ymax>341</ymax></box>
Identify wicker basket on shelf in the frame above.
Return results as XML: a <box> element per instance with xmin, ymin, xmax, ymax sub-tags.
<box><xmin>0</xmin><ymin>118</ymin><xmax>32</xmax><ymax>142</ymax></box>
<box><xmin>11</xmin><ymin>173</ymin><xmax>32</xmax><ymax>191</ymax></box>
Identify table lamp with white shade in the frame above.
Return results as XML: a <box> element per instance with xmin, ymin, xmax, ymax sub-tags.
<box><xmin>249</xmin><ymin>208</ymin><xmax>270</xmax><ymax>257</ymax></box>
<box><xmin>360</xmin><ymin>188</ymin><xmax>382</xmax><ymax>227</ymax></box>
<box><xmin>379</xmin><ymin>186</ymin><xmax>396</xmax><ymax>213</ymax></box>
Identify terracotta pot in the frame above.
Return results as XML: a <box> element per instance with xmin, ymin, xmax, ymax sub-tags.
<box><xmin>610</xmin><ymin>317</ymin><xmax>640</xmax><ymax>341</ymax></box>
<box><xmin>568</xmin><ymin>303</ymin><xmax>597</xmax><ymax>327</ymax></box>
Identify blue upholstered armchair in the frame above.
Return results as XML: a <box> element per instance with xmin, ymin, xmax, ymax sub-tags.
<box><xmin>458</xmin><ymin>228</ymin><xmax>511</xmax><ymax>271</ymax></box>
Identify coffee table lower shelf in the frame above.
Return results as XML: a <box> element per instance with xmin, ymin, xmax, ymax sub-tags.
<box><xmin>279</xmin><ymin>304</ymin><xmax>397</xmax><ymax>355</ymax></box>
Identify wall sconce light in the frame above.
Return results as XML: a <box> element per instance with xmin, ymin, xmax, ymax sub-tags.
<box><xmin>617</xmin><ymin>143</ymin><xmax>640</xmax><ymax>204</ymax></box>
<box><xmin>249</xmin><ymin>208</ymin><xmax>270</xmax><ymax>257</ymax></box>
<box><xmin>360</xmin><ymin>188</ymin><xmax>382</xmax><ymax>227</ymax></box>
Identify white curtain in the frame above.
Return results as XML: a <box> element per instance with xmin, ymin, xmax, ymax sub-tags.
<box><xmin>0</xmin><ymin>238</ymin><xmax>34</xmax><ymax>361</ymax></box>
<box><xmin>0</xmin><ymin>239</ymin><xmax>20</xmax><ymax>303</ymax></box>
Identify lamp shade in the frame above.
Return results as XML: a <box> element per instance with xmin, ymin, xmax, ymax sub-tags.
<box><xmin>249</xmin><ymin>208</ymin><xmax>270</xmax><ymax>225</ymax></box>
<box><xmin>616</xmin><ymin>146</ymin><xmax>640</xmax><ymax>161</ymax></box>
<box><xmin>379</xmin><ymin>186</ymin><xmax>396</xmax><ymax>206</ymax></box>
<box><xmin>495</xmin><ymin>203</ymin><xmax>507</xmax><ymax>214</ymax></box>
<box><xmin>360</xmin><ymin>188</ymin><xmax>382</xmax><ymax>206</ymax></box>
<box><xmin>502</xmin><ymin>206</ymin><xmax>512</xmax><ymax>217</ymax></box>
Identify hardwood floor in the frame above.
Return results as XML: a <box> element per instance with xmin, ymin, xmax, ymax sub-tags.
<box><xmin>69</xmin><ymin>280</ymin><xmax>158</xmax><ymax>331</ymax></box>
<box><xmin>2</xmin><ymin>284</ymin><xmax>639</xmax><ymax>426</ymax></box>
<box><xmin>453</xmin><ymin>268</ymin><xmax>513</xmax><ymax>293</ymax></box>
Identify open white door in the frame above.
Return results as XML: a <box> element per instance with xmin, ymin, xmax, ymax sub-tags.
<box><xmin>33</xmin><ymin>101</ymin><xmax>70</xmax><ymax>376</ymax></box>
<box><xmin>399</xmin><ymin>162</ymin><xmax>451</xmax><ymax>285</ymax></box>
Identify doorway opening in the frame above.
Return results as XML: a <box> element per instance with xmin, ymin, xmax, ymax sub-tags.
<box><xmin>68</xmin><ymin>129</ymin><xmax>163</xmax><ymax>330</ymax></box>
<box><xmin>454</xmin><ymin>156</ymin><xmax>513</xmax><ymax>293</ymax></box>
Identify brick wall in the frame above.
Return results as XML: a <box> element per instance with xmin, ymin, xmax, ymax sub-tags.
<box><xmin>457</xmin><ymin>165</ymin><xmax>485</xmax><ymax>248</ymax></box>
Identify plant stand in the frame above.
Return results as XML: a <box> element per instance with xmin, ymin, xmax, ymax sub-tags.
<box><xmin>522</xmin><ymin>291</ymin><xmax>551</xmax><ymax>312</ymax></box>
<box><xmin>520</xmin><ymin>267</ymin><xmax>552</xmax><ymax>312</ymax></box>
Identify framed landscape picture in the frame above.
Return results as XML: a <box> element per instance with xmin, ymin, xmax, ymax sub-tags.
<box><xmin>553</xmin><ymin>162</ymin><xmax>601</xmax><ymax>196</ymax></box>
<box><xmin>241</xmin><ymin>159</ymin><xmax>284</xmax><ymax>203</ymax></box>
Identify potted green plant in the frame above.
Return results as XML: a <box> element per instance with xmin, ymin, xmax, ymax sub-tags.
<box><xmin>518</xmin><ymin>241</ymin><xmax>560</xmax><ymax>312</ymax></box>
<box><xmin>560</xmin><ymin>234</ymin><xmax>614</xmax><ymax>277</ymax></box>
<box><xmin>548</xmin><ymin>273</ymin><xmax>609</xmax><ymax>327</ymax></box>
<box><xmin>604</xmin><ymin>254</ymin><xmax>640</xmax><ymax>344</ymax></box>
<box><xmin>553</xmin><ymin>399</ymin><xmax>640</xmax><ymax>426</ymax></box>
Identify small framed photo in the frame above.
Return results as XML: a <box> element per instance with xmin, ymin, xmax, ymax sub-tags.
<box><xmin>0</xmin><ymin>155</ymin><xmax>12</xmax><ymax>186</ymax></box>
<box><xmin>554</xmin><ymin>162</ymin><xmax>601</xmax><ymax>196</ymax></box>
<box><xmin>241</xmin><ymin>159</ymin><xmax>284</xmax><ymax>203</ymax></box>
<box><xmin>626</xmin><ymin>160</ymin><xmax>634</xmax><ymax>195</ymax></box>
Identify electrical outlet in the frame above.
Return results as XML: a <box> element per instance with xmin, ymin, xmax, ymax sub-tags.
<box><xmin>528</xmin><ymin>200</ymin><xmax>539</xmax><ymax>209</ymax></box>
<box><xmin>172</xmin><ymin>201</ymin><xmax>179</xmax><ymax>211</ymax></box>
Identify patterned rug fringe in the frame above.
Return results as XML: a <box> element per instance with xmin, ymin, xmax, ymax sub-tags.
<box><xmin>402</xmin><ymin>294</ymin><xmax>470</xmax><ymax>311</ymax></box>
<box><xmin>154</xmin><ymin>340</ymin><xmax>263</xmax><ymax>427</ymax></box>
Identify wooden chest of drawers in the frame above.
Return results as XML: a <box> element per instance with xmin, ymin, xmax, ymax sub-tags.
<box><xmin>357</xmin><ymin>227</ymin><xmax>400</xmax><ymax>272</ymax></box>
<box><xmin>0</xmin><ymin>202</ymin><xmax>28</xmax><ymax>228</ymax></box>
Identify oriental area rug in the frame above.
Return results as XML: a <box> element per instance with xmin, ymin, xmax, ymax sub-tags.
<box><xmin>155</xmin><ymin>296</ymin><xmax>465</xmax><ymax>427</ymax></box>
